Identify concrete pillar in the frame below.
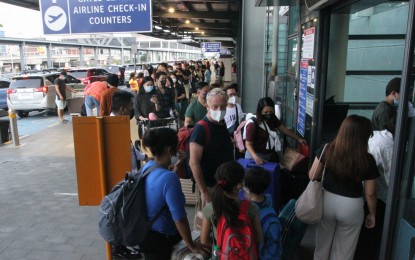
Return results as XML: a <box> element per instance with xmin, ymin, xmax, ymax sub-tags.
<box><xmin>19</xmin><ymin>42</ymin><xmax>26</xmax><ymax>71</ymax></box>
<box><xmin>240</xmin><ymin>0</ymin><xmax>267</xmax><ymax>113</ymax></box>
<box><xmin>94</xmin><ymin>47</ymin><xmax>98</xmax><ymax>66</ymax></box>
<box><xmin>108</xmin><ymin>48</ymin><xmax>112</xmax><ymax>65</ymax></box>
<box><xmin>271</xmin><ymin>7</ymin><xmax>279</xmax><ymax>76</ymax></box>
<box><xmin>47</xmin><ymin>43</ymin><xmax>53</xmax><ymax>69</ymax></box>
<box><xmin>80</xmin><ymin>46</ymin><xmax>85</xmax><ymax>67</ymax></box>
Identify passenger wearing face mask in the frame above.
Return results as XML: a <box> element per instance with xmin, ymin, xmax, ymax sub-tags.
<box><xmin>224</xmin><ymin>83</ymin><xmax>244</xmax><ymax>136</ymax></box>
<box><xmin>140</xmin><ymin>128</ymin><xmax>209</xmax><ymax>259</ymax></box>
<box><xmin>372</xmin><ymin>77</ymin><xmax>400</xmax><ymax>131</ymax></box>
<box><xmin>184</xmin><ymin>82</ymin><xmax>209</xmax><ymax>127</ymax></box>
<box><xmin>189</xmin><ymin>88</ymin><xmax>234</xmax><ymax>228</ymax></box>
<box><xmin>134</xmin><ymin>76</ymin><xmax>160</xmax><ymax>125</ymax></box>
<box><xmin>155</xmin><ymin>71</ymin><xmax>177</xmax><ymax>119</ymax></box>
<box><xmin>171</xmin><ymin>75</ymin><xmax>188</xmax><ymax>120</ymax></box>
<box><xmin>245</xmin><ymin>97</ymin><xmax>306</xmax><ymax>165</ymax></box>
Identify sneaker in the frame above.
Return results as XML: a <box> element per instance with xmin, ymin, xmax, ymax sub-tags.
<box><xmin>112</xmin><ymin>245</ymin><xmax>142</xmax><ymax>259</ymax></box>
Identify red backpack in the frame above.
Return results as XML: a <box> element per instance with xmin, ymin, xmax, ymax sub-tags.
<box><xmin>176</xmin><ymin>120</ymin><xmax>210</xmax><ymax>179</ymax></box>
<box><xmin>216</xmin><ymin>200</ymin><xmax>258</xmax><ymax>260</ymax></box>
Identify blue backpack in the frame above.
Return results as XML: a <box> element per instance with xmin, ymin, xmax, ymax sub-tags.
<box><xmin>258</xmin><ymin>194</ymin><xmax>282</xmax><ymax>260</ymax></box>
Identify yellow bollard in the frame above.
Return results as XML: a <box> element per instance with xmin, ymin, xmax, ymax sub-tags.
<box><xmin>8</xmin><ymin>109</ymin><xmax>19</xmax><ymax>146</ymax></box>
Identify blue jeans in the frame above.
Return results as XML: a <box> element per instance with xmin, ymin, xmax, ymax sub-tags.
<box><xmin>85</xmin><ymin>95</ymin><xmax>100</xmax><ymax>116</ymax></box>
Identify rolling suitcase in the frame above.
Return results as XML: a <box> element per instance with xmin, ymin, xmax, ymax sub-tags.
<box><xmin>278</xmin><ymin>199</ymin><xmax>307</xmax><ymax>260</ymax></box>
<box><xmin>237</xmin><ymin>159</ymin><xmax>281</xmax><ymax>210</ymax></box>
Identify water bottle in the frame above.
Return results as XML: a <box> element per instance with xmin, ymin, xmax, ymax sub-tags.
<box><xmin>212</xmin><ymin>245</ymin><xmax>221</xmax><ymax>260</ymax></box>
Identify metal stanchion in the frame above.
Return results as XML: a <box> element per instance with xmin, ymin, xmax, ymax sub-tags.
<box><xmin>8</xmin><ymin>109</ymin><xmax>20</xmax><ymax>146</ymax></box>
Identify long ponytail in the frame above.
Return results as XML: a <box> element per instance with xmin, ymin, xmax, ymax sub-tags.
<box><xmin>212</xmin><ymin>162</ymin><xmax>244</xmax><ymax>229</ymax></box>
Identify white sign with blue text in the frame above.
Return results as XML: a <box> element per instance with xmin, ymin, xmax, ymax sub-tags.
<box><xmin>40</xmin><ymin>0</ymin><xmax>152</xmax><ymax>35</ymax></box>
<box><xmin>200</xmin><ymin>42</ymin><xmax>221</xmax><ymax>53</ymax></box>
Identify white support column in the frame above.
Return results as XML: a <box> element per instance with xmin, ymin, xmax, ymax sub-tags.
<box><xmin>47</xmin><ymin>43</ymin><xmax>53</xmax><ymax>69</ymax></box>
<box><xmin>19</xmin><ymin>42</ymin><xmax>26</xmax><ymax>71</ymax></box>
<box><xmin>80</xmin><ymin>46</ymin><xmax>85</xmax><ymax>67</ymax></box>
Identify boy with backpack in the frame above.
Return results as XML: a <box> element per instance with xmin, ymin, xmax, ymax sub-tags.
<box><xmin>244</xmin><ymin>167</ymin><xmax>282</xmax><ymax>260</ymax></box>
<box><xmin>200</xmin><ymin>161</ymin><xmax>263</xmax><ymax>259</ymax></box>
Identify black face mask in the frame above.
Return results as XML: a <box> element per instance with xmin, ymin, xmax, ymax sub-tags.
<box><xmin>160</xmin><ymin>80</ymin><xmax>166</xmax><ymax>86</ymax></box>
<box><xmin>262</xmin><ymin>114</ymin><xmax>273</xmax><ymax>121</ymax></box>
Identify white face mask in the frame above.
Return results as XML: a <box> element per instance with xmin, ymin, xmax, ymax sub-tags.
<box><xmin>210</xmin><ymin>109</ymin><xmax>226</xmax><ymax>122</ymax></box>
<box><xmin>228</xmin><ymin>96</ymin><xmax>236</xmax><ymax>104</ymax></box>
<box><xmin>172</xmin><ymin>78</ymin><xmax>177</xmax><ymax>83</ymax></box>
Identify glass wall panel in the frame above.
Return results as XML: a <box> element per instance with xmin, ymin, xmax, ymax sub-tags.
<box><xmin>326</xmin><ymin>2</ymin><xmax>409</xmax><ymax>122</ymax></box>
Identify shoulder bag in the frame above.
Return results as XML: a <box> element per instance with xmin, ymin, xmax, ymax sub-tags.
<box><xmin>295</xmin><ymin>144</ymin><xmax>328</xmax><ymax>224</ymax></box>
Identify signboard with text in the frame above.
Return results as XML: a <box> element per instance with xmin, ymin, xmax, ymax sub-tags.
<box><xmin>200</xmin><ymin>42</ymin><xmax>221</xmax><ymax>53</ymax></box>
<box><xmin>303</xmin><ymin>27</ymin><xmax>315</xmax><ymax>59</ymax></box>
<box><xmin>40</xmin><ymin>0</ymin><xmax>152</xmax><ymax>35</ymax></box>
<box><xmin>297</xmin><ymin>61</ymin><xmax>308</xmax><ymax>137</ymax></box>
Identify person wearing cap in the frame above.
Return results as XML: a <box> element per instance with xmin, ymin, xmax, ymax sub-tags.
<box><xmin>54</xmin><ymin>71</ymin><xmax>75</xmax><ymax>124</ymax></box>
<box><xmin>184</xmin><ymin>82</ymin><xmax>209</xmax><ymax>127</ymax></box>
<box><xmin>372</xmin><ymin>77</ymin><xmax>400</xmax><ymax>130</ymax></box>
<box><xmin>84</xmin><ymin>81</ymin><xmax>108</xmax><ymax>116</ymax></box>
<box><xmin>99</xmin><ymin>74</ymin><xmax>119</xmax><ymax>116</ymax></box>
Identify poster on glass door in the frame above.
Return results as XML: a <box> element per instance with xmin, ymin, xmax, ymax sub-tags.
<box><xmin>303</xmin><ymin>28</ymin><xmax>315</xmax><ymax>59</ymax></box>
<box><xmin>297</xmin><ymin>61</ymin><xmax>308</xmax><ymax>137</ymax></box>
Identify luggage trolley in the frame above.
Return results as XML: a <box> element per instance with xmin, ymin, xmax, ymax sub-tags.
<box><xmin>140</xmin><ymin>117</ymin><xmax>179</xmax><ymax>137</ymax></box>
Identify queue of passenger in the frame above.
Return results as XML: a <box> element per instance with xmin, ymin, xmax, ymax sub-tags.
<box><xmin>93</xmin><ymin>62</ymin><xmax>402</xmax><ymax>260</ymax></box>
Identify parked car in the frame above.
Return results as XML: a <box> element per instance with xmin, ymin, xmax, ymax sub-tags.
<box><xmin>0</xmin><ymin>78</ymin><xmax>11</xmax><ymax>110</ymax></box>
<box><xmin>103</xmin><ymin>65</ymin><xmax>125</xmax><ymax>85</ymax></box>
<box><xmin>7</xmin><ymin>72</ymin><xmax>85</xmax><ymax>118</ymax></box>
<box><xmin>124</xmin><ymin>64</ymin><xmax>144</xmax><ymax>85</ymax></box>
<box><xmin>68</xmin><ymin>68</ymin><xmax>109</xmax><ymax>85</ymax></box>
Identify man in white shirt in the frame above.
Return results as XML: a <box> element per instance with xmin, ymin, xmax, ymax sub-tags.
<box><xmin>224</xmin><ymin>83</ymin><xmax>244</xmax><ymax>136</ymax></box>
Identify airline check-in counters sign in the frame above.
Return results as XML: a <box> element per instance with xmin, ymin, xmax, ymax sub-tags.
<box><xmin>201</xmin><ymin>42</ymin><xmax>221</xmax><ymax>53</ymax></box>
<box><xmin>40</xmin><ymin>0</ymin><xmax>152</xmax><ymax>34</ymax></box>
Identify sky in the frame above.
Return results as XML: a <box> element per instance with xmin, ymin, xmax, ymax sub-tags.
<box><xmin>0</xmin><ymin>3</ymin><xmax>44</xmax><ymax>38</ymax></box>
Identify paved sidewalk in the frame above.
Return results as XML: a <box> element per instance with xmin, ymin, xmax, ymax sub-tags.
<box><xmin>0</xmin><ymin>120</ymin><xmax>108</xmax><ymax>259</ymax></box>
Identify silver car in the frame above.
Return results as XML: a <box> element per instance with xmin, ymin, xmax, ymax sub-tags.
<box><xmin>124</xmin><ymin>64</ymin><xmax>144</xmax><ymax>85</ymax></box>
<box><xmin>7</xmin><ymin>72</ymin><xmax>85</xmax><ymax>118</ymax></box>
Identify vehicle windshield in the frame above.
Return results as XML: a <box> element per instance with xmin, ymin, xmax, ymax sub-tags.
<box><xmin>125</xmin><ymin>65</ymin><xmax>142</xmax><ymax>71</ymax></box>
<box><xmin>10</xmin><ymin>78</ymin><xmax>42</xmax><ymax>89</ymax></box>
<box><xmin>69</xmin><ymin>71</ymin><xmax>88</xmax><ymax>78</ymax></box>
<box><xmin>0</xmin><ymin>80</ymin><xmax>10</xmax><ymax>89</ymax></box>
<box><xmin>104</xmin><ymin>67</ymin><xmax>118</xmax><ymax>73</ymax></box>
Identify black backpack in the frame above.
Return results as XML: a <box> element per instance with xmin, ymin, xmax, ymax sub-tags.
<box><xmin>98</xmin><ymin>164</ymin><xmax>164</xmax><ymax>246</ymax></box>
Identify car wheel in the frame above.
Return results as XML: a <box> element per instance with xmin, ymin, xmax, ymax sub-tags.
<box><xmin>17</xmin><ymin>111</ymin><xmax>29</xmax><ymax>118</ymax></box>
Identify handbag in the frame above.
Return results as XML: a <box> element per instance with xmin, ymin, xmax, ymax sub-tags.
<box><xmin>295</xmin><ymin>144</ymin><xmax>328</xmax><ymax>224</ymax></box>
<box><xmin>281</xmin><ymin>147</ymin><xmax>309</xmax><ymax>174</ymax></box>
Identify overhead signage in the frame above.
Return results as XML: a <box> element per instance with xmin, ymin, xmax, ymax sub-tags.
<box><xmin>40</xmin><ymin>0</ymin><xmax>152</xmax><ymax>35</ymax></box>
<box><xmin>200</xmin><ymin>42</ymin><xmax>221</xmax><ymax>53</ymax></box>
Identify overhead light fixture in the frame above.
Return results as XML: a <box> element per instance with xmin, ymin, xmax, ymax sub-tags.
<box><xmin>171</xmin><ymin>32</ymin><xmax>176</xmax><ymax>35</ymax></box>
<box><xmin>183</xmin><ymin>36</ymin><xmax>191</xmax><ymax>39</ymax></box>
<box><xmin>168</xmin><ymin>7</ymin><xmax>175</xmax><ymax>13</ymax></box>
<box><xmin>185</xmin><ymin>20</ymin><xmax>190</xmax><ymax>24</ymax></box>
<box><xmin>201</xmin><ymin>31</ymin><xmax>205</xmax><ymax>35</ymax></box>
<box><xmin>163</xmin><ymin>29</ymin><xmax>171</xmax><ymax>33</ymax></box>
<box><xmin>195</xmin><ymin>27</ymin><xmax>199</xmax><ymax>31</ymax></box>
<box><xmin>154</xmin><ymin>26</ymin><xmax>162</xmax><ymax>30</ymax></box>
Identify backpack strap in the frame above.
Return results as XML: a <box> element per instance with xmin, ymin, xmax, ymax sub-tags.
<box><xmin>196</xmin><ymin>119</ymin><xmax>211</xmax><ymax>146</ymax></box>
<box><xmin>240</xmin><ymin>200</ymin><xmax>251</xmax><ymax>215</ymax></box>
<box><xmin>235</xmin><ymin>104</ymin><xmax>239</xmax><ymax>126</ymax></box>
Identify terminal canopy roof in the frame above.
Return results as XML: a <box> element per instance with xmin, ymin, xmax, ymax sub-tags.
<box><xmin>1</xmin><ymin>0</ymin><xmax>239</xmax><ymax>49</ymax></box>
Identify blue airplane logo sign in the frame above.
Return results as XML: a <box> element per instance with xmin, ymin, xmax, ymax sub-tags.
<box><xmin>40</xmin><ymin>0</ymin><xmax>152</xmax><ymax>35</ymax></box>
